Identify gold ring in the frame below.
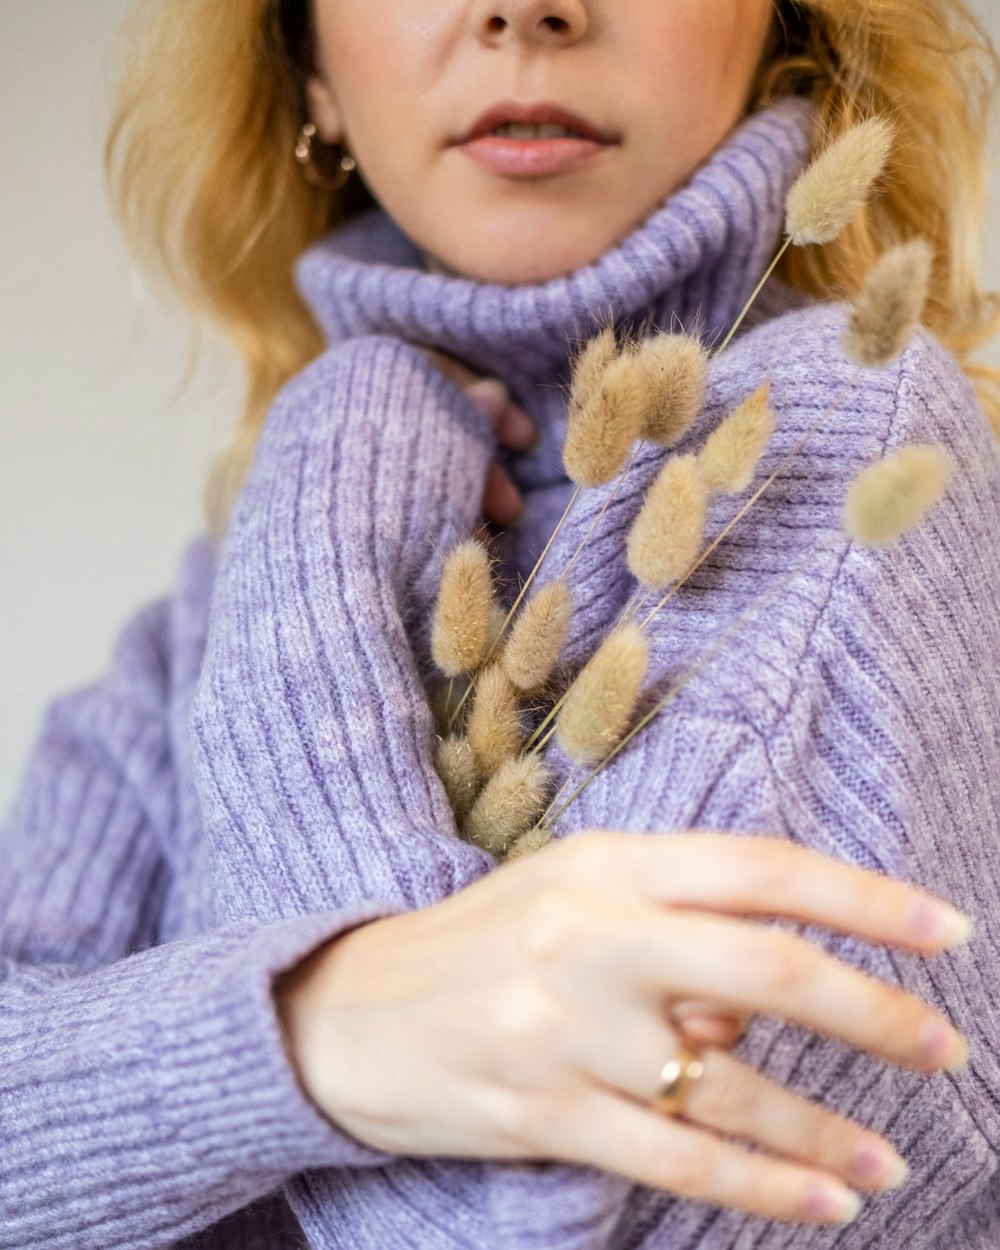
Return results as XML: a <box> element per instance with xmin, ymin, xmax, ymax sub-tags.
<box><xmin>650</xmin><ymin>1043</ymin><xmax>706</xmax><ymax>1117</ymax></box>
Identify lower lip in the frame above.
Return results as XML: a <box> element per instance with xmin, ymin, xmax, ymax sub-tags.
<box><xmin>457</xmin><ymin>135</ymin><xmax>613</xmax><ymax>176</ymax></box>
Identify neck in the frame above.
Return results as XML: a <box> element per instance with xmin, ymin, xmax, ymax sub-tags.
<box><xmin>296</xmin><ymin>97</ymin><xmax>815</xmax><ymax>403</ymax></box>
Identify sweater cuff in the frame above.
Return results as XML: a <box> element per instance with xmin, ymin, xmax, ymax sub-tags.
<box><xmin>0</xmin><ymin>902</ymin><xmax>409</xmax><ymax>1248</ymax></box>
<box><xmin>244</xmin><ymin>901</ymin><xmax>410</xmax><ymax>1169</ymax></box>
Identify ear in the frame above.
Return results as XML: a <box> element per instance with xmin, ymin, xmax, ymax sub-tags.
<box><xmin>305</xmin><ymin>73</ymin><xmax>344</xmax><ymax>144</ymax></box>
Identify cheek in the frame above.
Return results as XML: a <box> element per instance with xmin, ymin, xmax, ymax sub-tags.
<box><xmin>312</xmin><ymin>2</ymin><xmax>446</xmax><ymax>118</ymax></box>
<box><xmin>626</xmin><ymin>5</ymin><xmax>765</xmax><ymax>133</ymax></box>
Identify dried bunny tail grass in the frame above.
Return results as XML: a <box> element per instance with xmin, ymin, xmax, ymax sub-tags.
<box><xmin>631</xmin><ymin>332</ymin><xmax>710</xmax><ymax>447</ymax></box>
<box><xmin>785</xmin><ymin>117</ymin><xmax>895</xmax><ymax>247</ymax></box>
<box><xmin>431</xmin><ymin>540</ymin><xmax>495</xmax><ymax>677</ymax></box>
<box><xmin>505</xmin><ymin>822</ymin><xmax>555</xmax><ymax>861</ymax></box>
<box><xmin>563</xmin><ymin>350</ymin><xmax>646</xmax><ymax>488</ymax></box>
<box><xmin>463</xmin><ymin>754</ymin><xmax>553</xmax><ymax>858</ymax></box>
<box><xmin>569</xmin><ymin>323</ymin><xmax>619</xmax><ymax>410</ymax></box>
<box><xmin>841</xmin><ymin>239</ymin><xmax>934</xmax><ymax>368</ymax></box>
<box><xmin>467</xmin><ymin>663</ymin><xmax>523</xmax><ymax>777</ymax></box>
<box><xmin>843</xmin><ymin>443</ymin><xmax>954</xmax><ymax>546</ymax></box>
<box><xmin>485</xmin><ymin>604</ymin><xmax>508</xmax><ymax>658</ymax></box>
<box><xmin>697</xmin><ymin>382</ymin><xmax>777</xmax><ymax>495</ymax></box>
<box><xmin>626</xmin><ymin>453</ymin><xmax>709</xmax><ymax>590</ymax></box>
<box><xmin>503</xmin><ymin>580</ymin><xmax>573</xmax><ymax>692</ymax></box>
<box><xmin>556</xmin><ymin>622</ymin><xmax>649</xmax><ymax>766</ymax></box>
<box><xmin>434</xmin><ymin>735</ymin><xmax>481</xmax><ymax>822</ymax></box>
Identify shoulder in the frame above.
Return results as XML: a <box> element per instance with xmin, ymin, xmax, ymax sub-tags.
<box><xmin>637</xmin><ymin>301</ymin><xmax>999</xmax><ymax>735</ymax></box>
<box><xmin>730</xmin><ymin>300</ymin><xmax>993</xmax><ymax>456</ymax></box>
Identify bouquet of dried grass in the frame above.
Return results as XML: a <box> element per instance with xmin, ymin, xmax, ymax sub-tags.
<box><xmin>428</xmin><ymin>117</ymin><xmax>955</xmax><ymax>863</ymax></box>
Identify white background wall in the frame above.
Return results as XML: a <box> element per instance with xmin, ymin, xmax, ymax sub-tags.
<box><xmin>2</xmin><ymin>1</ymin><xmax>1000</xmax><ymax>812</ymax></box>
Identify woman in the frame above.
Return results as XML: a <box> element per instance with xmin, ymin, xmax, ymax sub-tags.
<box><xmin>2</xmin><ymin>1</ymin><xmax>998</xmax><ymax>1247</ymax></box>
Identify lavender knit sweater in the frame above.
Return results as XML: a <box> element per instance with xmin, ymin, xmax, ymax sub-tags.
<box><xmin>2</xmin><ymin>97</ymin><xmax>999</xmax><ymax>1250</ymax></box>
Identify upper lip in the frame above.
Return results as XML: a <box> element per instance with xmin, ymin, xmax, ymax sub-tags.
<box><xmin>457</xmin><ymin>100</ymin><xmax>619</xmax><ymax>145</ymax></box>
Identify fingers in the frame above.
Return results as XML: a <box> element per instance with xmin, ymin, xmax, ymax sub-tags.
<box><xmin>464</xmin><ymin>378</ymin><xmax>539</xmax><ymax>451</ymax></box>
<box><xmin>679</xmin><ymin>1047</ymin><xmax>909</xmax><ymax>1194</ymax></box>
<box><xmin>605</xmin><ymin>831</ymin><xmax>973</xmax><ymax>954</ymax></box>
<box><xmin>572</xmin><ymin>1017</ymin><xmax>907</xmax><ymax>1199</ymax></box>
<box><xmin>672</xmin><ymin>1005</ymin><xmax>746</xmax><ymax>1050</ymax></box>
<box><xmin>629</xmin><ymin>907</ymin><xmax>968</xmax><ymax>1074</ymax></box>
<box><xmin>482</xmin><ymin>462</ymin><xmax>523</xmax><ymax>528</ymax></box>
<box><xmin>537</xmin><ymin>1081</ymin><xmax>867</xmax><ymax>1226</ymax></box>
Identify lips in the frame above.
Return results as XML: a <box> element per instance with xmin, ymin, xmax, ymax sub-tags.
<box><xmin>457</xmin><ymin>100</ymin><xmax>619</xmax><ymax>146</ymax></box>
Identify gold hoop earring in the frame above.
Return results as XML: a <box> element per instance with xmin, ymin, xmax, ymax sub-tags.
<box><xmin>294</xmin><ymin>122</ymin><xmax>358</xmax><ymax>191</ymax></box>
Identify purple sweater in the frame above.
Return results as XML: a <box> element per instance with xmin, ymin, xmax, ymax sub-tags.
<box><xmin>2</xmin><ymin>97</ymin><xmax>999</xmax><ymax>1249</ymax></box>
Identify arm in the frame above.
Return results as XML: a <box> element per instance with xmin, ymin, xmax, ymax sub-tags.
<box><xmin>542</xmin><ymin>316</ymin><xmax>1000</xmax><ymax>1246</ymax></box>
<box><xmin>0</xmin><ymin>587</ymin><xmax>406</xmax><ymax>1250</ymax></box>
<box><xmin>188</xmin><ymin>335</ymin><xmax>644</xmax><ymax>1248</ymax></box>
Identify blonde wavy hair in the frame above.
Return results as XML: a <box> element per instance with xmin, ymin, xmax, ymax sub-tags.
<box><xmin>105</xmin><ymin>0</ymin><xmax>1000</xmax><ymax>542</ymax></box>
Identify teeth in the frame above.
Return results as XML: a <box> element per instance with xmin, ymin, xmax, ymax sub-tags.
<box><xmin>491</xmin><ymin>122</ymin><xmax>581</xmax><ymax>139</ymax></box>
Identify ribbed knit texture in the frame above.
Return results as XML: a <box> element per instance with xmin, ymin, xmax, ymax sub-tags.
<box><xmin>2</xmin><ymin>96</ymin><xmax>998</xmax><ymax>1248</ymax></box>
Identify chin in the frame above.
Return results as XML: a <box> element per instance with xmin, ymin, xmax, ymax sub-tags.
<box><xmin>427</xmin><ymin>232</ymin><xmax>612</xmax><ymax>287</ymax></box>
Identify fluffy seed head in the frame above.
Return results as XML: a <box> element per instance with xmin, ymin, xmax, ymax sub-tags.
<box><xmin>843</xmin><ymin>444</ymin><xmax>954</xmax><ymax>546</ymax></box>
<box><xmin>557</xmin><ymin>622</ymin><xmax>649</xmax><ymax>766</ymax></box>
<box><xmin>503</xmin><ymin>581</ymin><xmax>573</xmax><ymax>692</ymax></box>
<box><xmin>467</xmin><ymin>664</ymin><xmax>523</xmax><ymax>777</ymax></box>
<box><xmin>697</xmin><ymin>382</ymin><xmax>776</xmax><ymax>495</ymax></box>
<box><xmin>569</xmin><ymin>324</ymin><xmax>619</xmax><ymax>410</ymax></box>
<box><xmin>434</xmin><ymin>736</ymin><xmax>481</xmax><ymax>822</ymax></box>
<box><xmin>626</xmin><ymin>453</ymin><xmax>709</xmax><ymax>589</ymax></box>
<box><xmin>505</xmin><ymin>823</ymin><xmax>555</xmax><ymax>861</ymax></box>
<box><xmin>431</xmin><ymin>541</ymin><xmax>494</xmax><ymax>677</ymax></box>
<box><xmin>563</xmin><ymin>350</ymin><xmax>646</xmax><ymax>487</ymax></box>
<box><xmin>841</xmin><ymin>239</ymin><xmax>933</xmax><ymax>368</ymax></box>
<box><xmin>485</xmin><ymin>604</ymin><xmax>508</xmax><ymax>656</ymax></box>
<box><xmin>785</xmin><ymin>117</ymin><xmax>895</xmax><ymax>246</ymax></box>
<box><xmin>631</xmin><ymin>333</ymin><xmax>709</xmax><ymax>446</ymax></box>
<box><xmin>463</xmin><ymin>754</ymin><xmax>553</xmax><ymax>858</ymax></box>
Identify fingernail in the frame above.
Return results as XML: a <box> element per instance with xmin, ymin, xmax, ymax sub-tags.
<box><xmin>802</xmin><ymin>1181</ymin><xmax>862</xmax><ymax>1224</ymax></box>
<box><xmin>465</xmin><ymin>378</ymin><xmax>508</xmax><ymax>418</ymax></box>
<box><xmin>907</xmin><ymin>898</ymin><xmax>974</xmax><ymax>948</ymax></box>
<box><xmin>919</xmin><ymin>1018</ymin><xmax>969</xmax><ymax>1070</ymax></box>
<box><xmin>853</xmin><ymin>1143</ymin><xmax>909</xmax><ymax>1190</ymax></box>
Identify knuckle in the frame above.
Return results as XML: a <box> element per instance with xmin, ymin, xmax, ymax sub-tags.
<box><xmin>654</xmin><ymin>1141</ymin><xmax>714</xmax><ymax>1199</ymax></box>
<box><xmin>490</xmin><ymin>1089</ymin><xmax>542</xmax><ymax>1150</ymax></box>
<box><xmin>740</xmin><ymin>837</ymin><xmax>796</xmax><ymax>896</ymax></box>
<box><xmin>759</xmin><ymin>940</ymin><xmax>811</xmax><ymax>997</ymax></box>
<box><xmin>490</xmin><ymin>975</ymin><xmax>560</xmax><ymax>1047</ymax></box>
<box><xmin>521</xmin><ymin>886</ymin><xmax>587</xmax><ymax>963</ymax></box>
<box><xmin>559</xmin><ymin>829</ymin><xmax>619</xmax><ymax>882</ymax></box>
<box><xmin>690</xmin><ymin>1054</ymin><xmax>752</xmax><ymax>1124</ymax></box>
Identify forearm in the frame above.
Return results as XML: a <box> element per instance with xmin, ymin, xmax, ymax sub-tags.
<box><xmin>0</xmin><ymin>904</ymin><xmax>411</xmax><ymax>1250</ymax></box>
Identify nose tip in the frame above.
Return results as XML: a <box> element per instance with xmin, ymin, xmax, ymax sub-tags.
<box><xmin>485</xmin><ymin>15</ymin><xmax>570</xmax><ymax>33</ymax></box>
<box><xmin>478</xmin><ymin>0</ymin><xmax>588</xmax><ymax>42</ymax></box>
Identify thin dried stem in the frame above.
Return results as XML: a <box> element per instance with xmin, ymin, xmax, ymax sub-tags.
<box><xmin>447</xmin><ymin>484</ymin><xmax>581</xmax><ymax>731</ymax></box>
<box><xmin>562</xmin><ymin>443</ymin><xmax>641</xmax><ymax>583</ymax></box>
<box><xmin>714</xmin><ymin>238</ymin><xmax>792</xmax><ymax>357</ymax></box>
<box><xmin>537</xmin><ymin>556</ymin><xmax>815</xmax><ymax>832</ymax></box>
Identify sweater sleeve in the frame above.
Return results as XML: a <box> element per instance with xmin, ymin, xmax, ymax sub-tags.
<box><xmin>188</xmin><ymin>335</ymin><xmax>642</xmax><ymax>1249</ymax></box>
<box><xmin>538</xmin><ymin>317</ymin><xmax>1000</xmax><ymax>1248</ymax></box>
<box><xmin>0</xmin><ymin>590</ymin><xmax>408</xmax><ymax>1250</ymax></box>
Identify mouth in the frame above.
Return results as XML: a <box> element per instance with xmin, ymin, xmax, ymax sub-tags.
<box><xmin>456</xmin><ymin>100</ymin><xmax>620</xmax><ymax>147</ymax></box>
<box><xmin>453</xmin><ymin>100</ymin><xmax>620</xmax><ymax>177</ymax></box>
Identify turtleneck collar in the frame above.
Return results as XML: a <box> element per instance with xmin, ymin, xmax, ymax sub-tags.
<box><xmin>295</xmin><ymin>96</ymin><xmax>815</xmax><ymax>395</ymax></box>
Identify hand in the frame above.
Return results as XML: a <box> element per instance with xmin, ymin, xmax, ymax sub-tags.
<box><xmin>274</xmin><ymin>830</ymin><xmax>971</xmax><ymax>1227</ymax></box>
<box><xmin>421</xmin><ymin>348</ymin><xmax>538</xmax><ymax>535</ymax></box>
